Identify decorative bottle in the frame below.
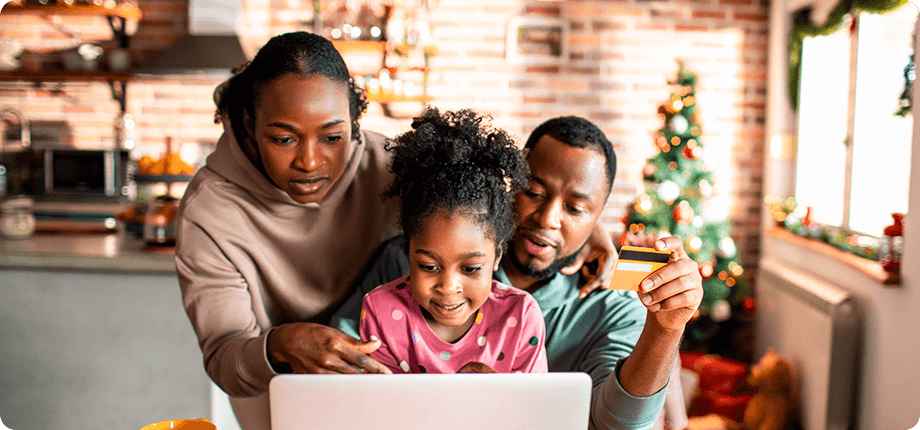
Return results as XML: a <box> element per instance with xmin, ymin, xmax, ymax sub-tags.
<box><xmin>879</xmin><ymin>213</ymin><xmax>904</xmax><ymax>273</ymax></box>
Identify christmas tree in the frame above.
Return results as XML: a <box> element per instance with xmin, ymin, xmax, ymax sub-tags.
<box><xmin>620</xmin><ymin>62</ymin><xmax>753</xmax><ymax>347</ymax></box>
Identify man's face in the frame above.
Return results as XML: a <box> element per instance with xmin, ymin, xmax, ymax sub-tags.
<box><xmin>510</xmin><ymin>135</ymin><xmax>610</xmax><ymax>279</ymax></box>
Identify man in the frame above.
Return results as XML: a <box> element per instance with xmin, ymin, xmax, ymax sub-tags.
<box><xmin>331</xmin><ymin>116</ymin><xmax>703</xmax><ymax>430</ymax></box>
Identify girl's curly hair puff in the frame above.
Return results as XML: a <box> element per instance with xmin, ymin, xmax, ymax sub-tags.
<box><xmin>383</xmin><ymin>108</ymin><xmax>529</xmax><ymax>250</ymax></box>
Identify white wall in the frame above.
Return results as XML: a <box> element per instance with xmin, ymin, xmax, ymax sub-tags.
<box><xmin>763</xmin><ymin>3</ymin><xmax>920</xmax><ymax>429</ymax></box>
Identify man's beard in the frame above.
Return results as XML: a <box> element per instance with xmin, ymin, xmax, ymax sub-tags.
<box><xmin>508</xmin><ymin>239</ymin><xmax>587</xmax><ymax>280</ymax></box>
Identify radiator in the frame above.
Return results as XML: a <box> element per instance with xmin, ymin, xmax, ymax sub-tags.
<box><xmin>755</xmin><ymin>259</ymin><xmax>860</xmax><ymax>430</ymax></box>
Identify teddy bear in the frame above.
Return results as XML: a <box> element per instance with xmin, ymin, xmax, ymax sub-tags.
<box><xmin>686</xmin><ymin>349</ymin><xmax>794</xmax><ymax>430</ymax></box>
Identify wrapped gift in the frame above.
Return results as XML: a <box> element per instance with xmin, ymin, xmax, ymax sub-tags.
<box><xmin>680</xmin><ymin>352</ymin><xmax>750</xmax><ymax>395</ymax></box>
<box><xmin>691</xmin><ymin>390</ymin><xmax>754</xmax><ymax>423</ymax></box>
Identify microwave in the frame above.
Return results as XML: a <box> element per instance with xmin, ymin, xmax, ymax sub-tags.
<box><xmin>0</xmin><ymin>148</ymin><xmax>132</xmax><ymax>200</ymax></box>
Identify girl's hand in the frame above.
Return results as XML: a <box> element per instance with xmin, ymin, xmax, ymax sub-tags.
<box><xmin>267</xmin><ymin>322</ymin><xmax>393</xmax><ymax>374</ymax></box>
<box><xmin>560</xmin><ymin>223</ymin><xmax>617</xmax><ymax>299</ymax></box>
<box><xmin>456</xmin><ymin>361</ymin><xmax>498</xmax><ymax>373</ymax></box>
<box><xmin>635</xmin><ymin>236</ymin><xmax>704</xmax><ymax>331</ymax></box>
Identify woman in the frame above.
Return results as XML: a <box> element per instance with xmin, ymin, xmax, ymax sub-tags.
<box><xmin>176</xmin><ymin>32</ymin><xmax>396</xmax><ymax>429</ymax></box>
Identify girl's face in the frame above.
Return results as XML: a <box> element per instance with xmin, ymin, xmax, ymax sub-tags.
<box><xmin>245</xmin><ymin>74</ymin><xmax>354</xmax><ymax>204</ymax></box>
<box><xmin>408</xmin><ymin>210</ymin><xmax>502</xmax><ymax>343</ymax></box>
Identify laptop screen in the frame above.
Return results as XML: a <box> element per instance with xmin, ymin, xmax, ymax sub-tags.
<box><xmin>269</xmin><ymin>373</ymin><xmax>591</xmax><ymax>430</ymax></box>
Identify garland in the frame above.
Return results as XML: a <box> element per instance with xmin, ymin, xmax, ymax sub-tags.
<box><xmin>787</xmin><ymin>0</ymin><xmax>907</xmax><ymax>110</ymax></box>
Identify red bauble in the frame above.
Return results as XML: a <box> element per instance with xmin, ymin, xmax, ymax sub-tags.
<box><xmin>673</xmin><ymin>201</ymin><xmax>694</xmax><ymax>225</ymax></box>
<box><xmin>682</xmin><ymin>145</ymin><xmax>702</xmax><ymax>160</ymax></box>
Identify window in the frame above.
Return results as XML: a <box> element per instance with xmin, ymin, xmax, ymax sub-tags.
<box><xmin>795</xmin><ymin>4</ymin><xmax>916</xmax><ymax>236</ymax></box>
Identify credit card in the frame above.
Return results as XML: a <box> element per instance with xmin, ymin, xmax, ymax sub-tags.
<box><xmin>608</xmin><ymin>246</ymin><xmax>671</xmax><ymax>291</ymax></box>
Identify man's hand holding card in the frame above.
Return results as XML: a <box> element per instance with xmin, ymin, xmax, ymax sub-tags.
<box><xmin>610</xmin><ymin>237</ymin><xmax>703</xmax><ymax>331</ymax></box>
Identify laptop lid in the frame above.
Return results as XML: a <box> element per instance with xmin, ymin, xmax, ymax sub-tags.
<box><xmin>269</xmin><ymin>373</ymin><xmax>592</xmax><ymax>430</ymax></box>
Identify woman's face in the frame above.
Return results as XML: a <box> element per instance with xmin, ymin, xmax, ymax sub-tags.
<box><xmin>408</xmin><ymin>210</ymin><xmax>501</xmax><ymax>343</ymax></box>
<box><xmin>246</xmin><ymin>73</ymin><xmax>354</xmax><ymax>204</ymax></box>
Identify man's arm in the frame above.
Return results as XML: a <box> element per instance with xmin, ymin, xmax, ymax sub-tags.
<box><xmin>616</xmin><ymin>236</ymin><xmax>702</xmax><ymax>397</ymax></box>
<box><xmin>575</xmin><ymin>294</ymin><xmax>666</xmax><ymax>430</ymax></box>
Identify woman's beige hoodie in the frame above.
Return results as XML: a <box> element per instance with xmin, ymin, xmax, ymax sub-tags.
<box><xmin>176</xmin><ymin>120</ymin><xmax>396</xmax><ymax>398</ymax></box>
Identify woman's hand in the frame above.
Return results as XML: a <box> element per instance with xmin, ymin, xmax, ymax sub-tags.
<box><xmin>635</xmin><ymin>236</ymin><xmax>703</xmax><ymax>331</ymax></box>
<box><xmin>560</xmin><ymin>223</ymin><xmax>616</xmax><ymax>298</ymax></box>
<box><xmin>267</xmin><ymin>322</ymin><xmax>393</xmax><ymax>374</ymax></box>
<box><xmin>456</xmin><ymin>361</ymin><xmax>498</xmax><ymax>373</ymax></box>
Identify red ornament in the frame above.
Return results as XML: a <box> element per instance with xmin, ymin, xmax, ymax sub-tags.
<box><xmin>683</xmin><ymin>145</ymin><xmax>702</xmax><ymax>160</ymax></box>
<box><xmin>802</xmin><ymin>206</ymin><xmax>815</xmax><ymax>227</ymax></box>
<box><xmin>743</xmin><ymin>297</ymin><xmax>756</xmax><ymax>312</ymax></box>
<box><xmin>673</xmin><ymin>201</ymin><xmax>694</xmax><ymax>225</ymax></box>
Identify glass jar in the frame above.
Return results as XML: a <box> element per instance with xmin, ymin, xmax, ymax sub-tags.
<box><xmin>143</xmin><ymin>195</ymin><xmax>179</xmax><ymax>246</ymax></box>
<box><xmin>1</xmin><ymin>196</ymin><xmax>36</xmax><ymax>239</ymax></box>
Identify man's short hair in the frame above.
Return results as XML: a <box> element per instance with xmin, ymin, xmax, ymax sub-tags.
<box><xmin>524</xmin><ymin>116</ymin><xmax>617</xmax><ymax>193</ymax></box>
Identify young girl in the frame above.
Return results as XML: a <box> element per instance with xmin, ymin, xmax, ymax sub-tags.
<box><xmin>359</xmin><ymin>108</ymin><xmax>548</xmax><ymax>374</ymax></box>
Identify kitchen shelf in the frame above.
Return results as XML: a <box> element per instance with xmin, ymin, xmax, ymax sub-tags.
<box><xmin>0</xmin><ymin>70</ymin><xmax>132</xmax><ymax>113</ymax></box>
<box><xmin>1</xmin><ymin>2</ymin><xmax>142</xmax><ymax>22</ymax></box>
<box><xmin>0</xmin><ymin>2</ymin><xmax>142</xmax><ymax>113</ymax></box>
<box><xmin>332</xmin><ymin>40</ymin><xmax>387</xmax><ymax>53</ymax></box>
<box><xmin>133</xmin><ymin>174</ymin><xmax>194</xmax><ymax>184</ymax></box>
<box><xmin>333</xmin><ymin>40</ymin><xmax>436</xmax><ymax>56</ymax></box>
<box><xmin>365</xmin><ymin>93</ymin><xmax>432</xmax><ymax>103</ymax></box>
<box><xmin>0</xmin><ymin>70</ymin><xmax>132</xmax><ymax>83</ymax></box>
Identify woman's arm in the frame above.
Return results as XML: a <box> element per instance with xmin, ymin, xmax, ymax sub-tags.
<box><xmin>176</xmin><ymin>226</ymin><xmax>280</xmax><ymax>397</ymax></box>
<box><xmin>561</xmin><ymin>223</ymin><xmax>617</xmax><ymax>299</ymax></box>
<box><xmin>177</xmin><ymin>223</ymin><xmax>390</xmax><ymax>397</ymax></box>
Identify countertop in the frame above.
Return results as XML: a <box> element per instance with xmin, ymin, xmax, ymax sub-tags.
<box><xmin>0</xmin><ymin>231</ymin><xmax>176</xmax><ymax>275</ymax></box>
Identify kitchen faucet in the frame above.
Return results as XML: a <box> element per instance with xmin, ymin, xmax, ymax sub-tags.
<box><xmin>0</xmin><ymin>106</ymin><xmax>31</xmax><ymax>197</ymax></box>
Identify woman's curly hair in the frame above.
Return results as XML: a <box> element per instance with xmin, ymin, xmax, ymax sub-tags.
<box><xmin>383</xmin><ymin>108</ymin><xmax>529</xmax><ymax>250</ymax></box>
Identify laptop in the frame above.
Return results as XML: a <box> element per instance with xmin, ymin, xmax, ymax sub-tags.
<box><xmin>269</xmin><ymin>373</ymin><xmax>592</xmax><ymax>430</ymax></box>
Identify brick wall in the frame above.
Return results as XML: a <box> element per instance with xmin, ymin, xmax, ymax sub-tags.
<box><xmin>0</xmin><ymin>0</ymin><xmax>767</xmax><ymax>271</ymax></box>
<box><xmin>422</xmin><ymin>0</ymin><xmax>768</xmax><ymax>273</ymax></box>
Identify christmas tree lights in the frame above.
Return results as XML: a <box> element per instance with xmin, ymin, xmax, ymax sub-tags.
<box><xmin>621</xmin><ymin>62</ymin><xmax>752</xmax><ymax>345</ymax></box>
